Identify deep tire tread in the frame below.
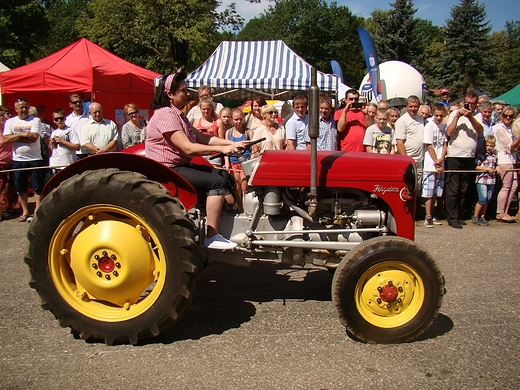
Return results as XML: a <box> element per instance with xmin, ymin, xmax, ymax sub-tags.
<box><xmin>25</xmin><ymin>169</ymin><xmax>202</xmax><ymax>345</ymax></box>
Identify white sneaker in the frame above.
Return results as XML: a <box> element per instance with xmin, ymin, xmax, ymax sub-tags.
<box><xmin>204</xmin><ymin>234</ymin><xmax>237</xmax><ymax>250</ymax></box>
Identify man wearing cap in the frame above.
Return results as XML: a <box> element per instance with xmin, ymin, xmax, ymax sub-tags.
<box><xmin>438</xmin><ymin>89</ymin><xmax>450</xmax><ymax>109</ymax></box>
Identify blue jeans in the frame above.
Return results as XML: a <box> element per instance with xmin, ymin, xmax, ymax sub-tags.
<box><xmin>476</xmin><ymin>183</ymin><xmax>494</xmax><ymax>205</ymax></box>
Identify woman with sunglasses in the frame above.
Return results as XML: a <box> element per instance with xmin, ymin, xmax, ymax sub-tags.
<box><xmin>250</xmin><ymin>104</ymin><xmax>286</xmax><ymax>157</ymax></box>
<box><xmin>493</xmin><ymin>106</ymin><xmax>520</xmax><ymax>222</ymax></box>
<box><xmin>145</xmin><ymin>69</ymin><xmax>247</xmax><ymax>250</ymax></box>
<box><xmin>121</xmin><ymin>103</ymin><xmax>147</xmax><ymax>149</ymax></box>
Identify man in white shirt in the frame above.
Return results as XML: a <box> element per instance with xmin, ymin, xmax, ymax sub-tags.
<box><xmin>444</xmin><ymin>91</ymin><xmax>483</xmax><ymax>229</ymax></box>
<box><xmin>395</xmin><ymin>95</ymin><xmax>425</xmax><ymax>167</ymax></box>
<box><xmin>3</xmin><ymin>98</ymin><xmax>44</xmax><ymax>220</ymax></box>
<box><xmin>65</xmin><ymin>93</ymin><xmax>90</xmax><ymax>158</ymax></box>
<box><xmin>285</xmin><ymin>95</ymin><xmax>308</xmax><ymax>150</ymax></box>
<box><xmin>80</xmin><ymin>103</ymin><xmax>119</xmax><ymax>155</ymax></box>
<box><xmin>186</xmin><ymin>86</ymin><xmax>224</xmax><ymax>124</ymax></box>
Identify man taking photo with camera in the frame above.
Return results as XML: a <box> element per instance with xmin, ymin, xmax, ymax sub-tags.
<box><xmin>335</xmin><ymin>89</ymin><xmax>367</xmax><ymax>152</ymax></box>
<box><xmin>444</xmin><ymin>91</ymin><xmax>483</xmax><ymax>229</ymax></box>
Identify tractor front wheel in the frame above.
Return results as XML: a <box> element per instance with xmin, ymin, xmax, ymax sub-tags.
<box><xmin>332</xmin><ymin>236</ymin><xmax>444</xmax><ymax>343</ymax></box>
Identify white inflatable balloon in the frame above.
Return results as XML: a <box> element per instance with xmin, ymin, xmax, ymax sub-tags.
<box><xmin>359</xmin><ymin>60</ymin><xmax>428</xmax><ymax>105</ymax></box>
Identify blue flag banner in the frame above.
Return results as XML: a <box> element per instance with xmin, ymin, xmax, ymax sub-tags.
<box><xmin>357</xmin><ymin>28</ymin><xmax>381</xmax><ymax>102</ymax></box>
<box><xmin>330</xmin><ymin>60</ymin><xmax>344</xmax><ymax>84</ymax></box>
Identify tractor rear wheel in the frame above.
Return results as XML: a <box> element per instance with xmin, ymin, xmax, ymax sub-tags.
<box><xmin>332</xmin><ymin>236</ymin><xmax>444</xmax><ymax>343</ymax></box>
<box><xmin>25</xmin><ymin>169</ymin><xmax>202</xmax><ymax>345</ymax></box>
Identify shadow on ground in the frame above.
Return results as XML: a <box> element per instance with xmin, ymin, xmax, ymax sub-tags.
<box><xmin>153</xmin><ymin>262</ymin><xmax>334</xmax><ymax>344</ymax></box>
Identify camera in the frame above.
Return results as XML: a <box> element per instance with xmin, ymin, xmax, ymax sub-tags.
<box><xmin>352</xmin><ymin>102</ymin><xmax>364</xmax><ymax>109</ymax></box>
<box><xmin>464</xmin><ymin>103</ymin><xmax>470</xmax><ymax>110</ymax></box>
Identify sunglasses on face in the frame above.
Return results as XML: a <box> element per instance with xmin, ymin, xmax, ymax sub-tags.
<box><xmin>127</xmin><ymin>111</ymin><xmax>138</xmax><ymax>116</ymax></box>
<box><xmin>53</xmin><ymin>117</ymin><xmax>65</xmax><ymax>122</ymax></box>
<box><xmin>71</xmin><ymin>100</ymin><xmax>82</xmax><ymax>105</ymax></box>
<box><xmin>267</xmin><ymin>111</ymin><xmax>278</xmax><ymax>115</ymax></box>
<box><xmin>503</xmin><ymin>114</ymin><xmax>514</xmax><ymax>119</ymax></box>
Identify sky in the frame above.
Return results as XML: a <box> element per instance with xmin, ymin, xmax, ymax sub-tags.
<box><xmin>219</xmin><ymin>0</ymin><xmax>517</xmax><ymax>32</ymax></box>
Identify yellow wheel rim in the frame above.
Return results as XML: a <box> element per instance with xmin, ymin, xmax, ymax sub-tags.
<box><xmin>48</xmin><ymin>205</ymin><xmax>166</xmax><ymax>322</ymax></box>
<box><xmin>355</xmin><ymin>261</ymin><xmax>424</xmax><ymax>328</ymax></box>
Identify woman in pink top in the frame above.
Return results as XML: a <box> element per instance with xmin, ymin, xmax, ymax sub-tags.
<box><xmin>0</xmin><ymin>105</ymin><xmax>18</xmax><ymax>219</ymax></box>
<box><xmin>145</xmin><ymin>70</ymin><xmax>246</xmax><ymax>250</ymax></box>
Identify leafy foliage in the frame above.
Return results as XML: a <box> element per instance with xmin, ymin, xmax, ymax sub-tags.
<box><xmin>1</xmin><ymin>0</ymin><xmax>519</xmax><ymax>102</ymax></box>
<box><xmin>368</xmin><ymin>1</ymin><xmax>443</xmax><ymax>87</ymax></box>
<box><xmin>371</xmin><ymin>0</ymin><xmax>421</xmax><ymax>65</ymax></box>
<box><xmin>75</xmin><ymin>0</ymin><xmax>245</xmax><ymax>73</ymax></box>
<box><xmin>0</xmin><ymin>0</ymin><xmax>49</xmax><ymax>67</ymax></box>
<box><xmin>43</xmin><ymin>0</ymin><xmax>88</xmax><ymax>54</ymax></box>
<box><xmin>437</xmin><ymin>0</ymin><xmax>492</xmax><ymax>96</ymax></box>
<box><xmin>237</xmin><ymin>0</ymin><xmax>366</xmax><ymax>88</ymax></box>
<box><xmin>488</xmin><ymin>21</ymin><xmax>520</xmax><ymax>96</ymax></box>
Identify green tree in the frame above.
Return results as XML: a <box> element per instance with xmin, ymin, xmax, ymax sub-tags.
<box><xmin>237</xmin><ymin>0</ymin><xmax>365</xmax><ymax>88</ymax></box>
<box><xmin>76</xmin><ymin>0</ymin><xmax>244</xmax><ymax>73</ymax></box>
<box><xmin>370</xmin><ymin>0</ymin><xmax>421</xmax><ymax>65</ymax></box>
<box><xmin>0</xmin><ymin>0</ymin><xmax>49</xmax><ymax>67</ymax></box>
<box><xmin>367</xmin><ymin>0</ymin><xmax>443</xmax><ymax>95</ymax></box>
<box><xmin>42</xmin><ymin>0</ymin><xmax>89</xmax><ymax>55</ymax></box>
<box><xmin>489</xmin><ymin>20</ymin><xmax>520</xmax><ymax>96</ymax></box>
<box><xmin>437</xmin><ymin>0</ymin><xmax>492</xmax><ymax>96</ymax></box>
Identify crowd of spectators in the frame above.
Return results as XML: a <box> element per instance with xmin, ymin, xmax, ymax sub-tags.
<box><xmin>1</xmin><ymin>82</ymin><xmax>518</xmax><ymax>235</ymax></box>
<box><xmin>0</xmin><ymin>94</ymin><xmax>148</xmax><ymax>222</ymax></box>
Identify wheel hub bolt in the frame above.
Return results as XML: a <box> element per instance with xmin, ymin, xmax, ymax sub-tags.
<box><xmin>376</xmin><ymin>298</ymin><xmax>382</xmax><ymax>304</ymax></box>
<box><xmin>397</xmin><ymin>298</ymin><xmax>402</xmax><ymax>303</ymax></box>
<box><xmin>387</xmin><ymin>303</ymin><xmax>391</xmax><ymax>308</ymax></box>
<box><xmin>377</xmin><ymin>286</ymin><xmax>383</xmax><ymax>293</ymax></box>
<box><xmin>92</xmin><ymin>263</ymin><xmax>98</xmax><ymax>269</ymax></box>
<box><xmin>105</xmin><ymin>274</ymin><xmax>111</xmax><ymax>280</ymax></box>
<box><xmin>111</xmin><ymin>254</ymin><xmax>117</xmax><ymax>260</ymax></box>
<box><xmin>102</xmin><ymin>251</ymin><xmax>108</xmax><ymax>256</ymax></box>
<box><xmin>94</xmin><ymin>255</ymin><xmax>100</xmax><ymax>260</ymax></box>
<box><xmin>96</xmin><ymin>271</ymin><xmax>102</xmax><ymax>277</ymax></box>
<box><xmin>388</xmin><ymin>281</ymin><xmax>393</xmax><ymax>287</ymax></box>
<box><xmin>113</xmin><ymin>271</ymin><xmax>119</xmax><ymax>277</ymax></box>
<box><xmin>398</xmin><ymin>286</ymin><xmax>403</xmax><ymax>293</ymax></box>
<box><xmin>115</xmin><ymin>262</ymin><xmax>121</xmax><ymax>268</ymax></box>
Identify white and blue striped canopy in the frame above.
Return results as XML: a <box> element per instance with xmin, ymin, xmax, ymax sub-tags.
<box><xmin>186</xmin><ymin>40</ymin><xmax>338</xmax><ymax>100</ymax></box>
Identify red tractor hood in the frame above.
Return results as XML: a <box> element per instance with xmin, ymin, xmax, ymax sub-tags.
<box><xmin>250</xmin><ymin>151</ymin><xmax>415</xmax><ymax>188</ymax></box>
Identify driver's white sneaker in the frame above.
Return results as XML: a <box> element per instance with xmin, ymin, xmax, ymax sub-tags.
<box><xmin>204</xmin><ymin>234</ymin><xmax>237</xmax><ymax>250</ymax></box>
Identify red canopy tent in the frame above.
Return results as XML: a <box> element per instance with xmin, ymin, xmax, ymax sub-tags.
<box><xmin>0</xmin><ymin>38</ymin><xmax>160</xmax><ymax>127</ymax></box>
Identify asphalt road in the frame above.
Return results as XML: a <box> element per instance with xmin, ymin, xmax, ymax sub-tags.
<box><xmin>0</xmin><ymin>215</ymin><xmax>518</xmax><ymax>389</ymax></box>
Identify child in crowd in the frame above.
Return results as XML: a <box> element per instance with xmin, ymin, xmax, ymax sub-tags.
<box><xmin>422</xmin><ymin>104</ymin><xmax>447</xmax><ymax>227</ymax></box>
<box><xmin>363</xmin><ymin>108</ymin><xmax>395</xmax><ymax>154</ymax></box>
<box><xmin>225</xmin><ymin>108</ymin><xmax>250</xmax><ymax>211</ymax></box>
<box><xmin>387</xmin><ymin>107</ymin><xmax>400</xmax><ymax>130</ymax></box>
<box><xmin>473</xmin><ymin>135</ymin><xmax>497</xmax><ymax>226</ymax></box>
<box><xmin>219</xmin><ymin>107</ymin><xmax>233</xmax><ymax>131</ymax></box>
<box><xmin>48</xmin><ymin>108</ymin><xmax>80</xmax><ymax>175</ymax></box>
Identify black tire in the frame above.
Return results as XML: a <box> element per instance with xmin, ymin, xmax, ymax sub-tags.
<box><xmin>332</xmin><ymin>236</ymin><xmax>444</xmax><ymax>344</ymax></box>
<box><xmin>25</xmin><ymin>169</ymin><xmax>202</xmax><ymax>345</ymax></box>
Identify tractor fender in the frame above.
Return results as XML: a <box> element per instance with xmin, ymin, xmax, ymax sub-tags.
<box><xmin>43</xmin><ymin>152</ymin><xmax>199</xmax><ymax>210</ymax></box>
